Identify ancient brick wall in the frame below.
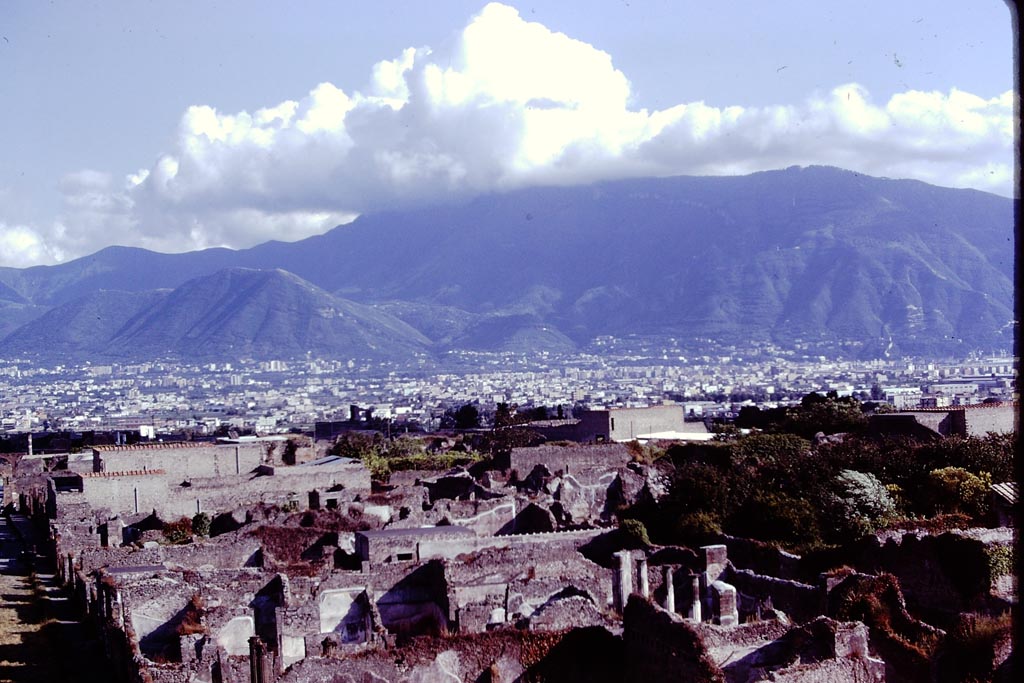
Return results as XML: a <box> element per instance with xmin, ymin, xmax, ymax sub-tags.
<box><xmin>71</xmin><ymin>471</ymin><xmax>171</xmax><ymax>515</ymax></box>
<box><xmin>418</xmin><ymin>528</ymin><xmax>604</xmax><ymax>564</ymax></box>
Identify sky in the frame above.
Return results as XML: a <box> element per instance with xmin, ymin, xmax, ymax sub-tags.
<box><xmin>0</xmin><ymin>0</ymin><xmax>1016</xmax><ymax>268</ymax></box>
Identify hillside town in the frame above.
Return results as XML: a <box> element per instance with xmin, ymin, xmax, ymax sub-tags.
<box><xmin>0</xmin><ymin>348</ymin><xmax>1016</xmax><ymax>682</ymax></box>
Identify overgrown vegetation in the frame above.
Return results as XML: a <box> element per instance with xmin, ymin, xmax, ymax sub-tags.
<box><xmin>624</xmin><ymin>394</ymin><xmax>1014</xmax><ymax>554</ymax></box>
<box><xmin>331</xmin><ymin>432</ymin><xmax>486</xmax><ymax>482</ymax></box>
<box><xmin>984</xmin><ymin>544</ymin><xmax>1014</xmax><ymax>583</ymax></box>
<box><xmin>191</xmin><ymin>512</ymin><xmax>211</xmax><ymax>538</ymax></box>
<box><xmin>618</xmin><ymin>518</ymin><xmax>651</xmax><ymax>548</ymax></box>
<box><xmin>935</xmin><ymin>611</ymin><xmax>1013</xmax><ymax>683</ymax></box>
<box><xmin>161</xmin><ymin>517</ymin><xmax>194</xmax><ymax>544</ymax></box>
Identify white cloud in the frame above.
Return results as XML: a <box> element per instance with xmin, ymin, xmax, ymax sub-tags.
<box><xmin>0</xmin><ymin>222</ymin><xmax>63</xmax><ymax>267</ymax></box>
<box><xmin>5</xmin><ymin>2</ymin><xmax>1016</xmax><ymax>266</ymax></box>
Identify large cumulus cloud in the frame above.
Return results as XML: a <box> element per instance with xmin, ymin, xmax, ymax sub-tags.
<box><xmin>0</xmin><ymin>2</ymin><xmax>1015</xmax><ymax>267</ymax></box>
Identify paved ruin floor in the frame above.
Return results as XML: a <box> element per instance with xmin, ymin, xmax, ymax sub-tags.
<box><xmin>0</xmin><ymin>515</ymin><xmax>111</xmax><ymax>683</ymax></box>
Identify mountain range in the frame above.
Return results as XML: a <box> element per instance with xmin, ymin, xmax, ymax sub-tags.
<box><xmin>0</xmin><ymin>166</ymin><xmax>1014</xmax><ymax>362</ymax></box>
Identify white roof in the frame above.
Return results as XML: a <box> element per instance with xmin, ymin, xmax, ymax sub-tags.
<box><xmin>627</xmin><ymin>431</ymin><xmax>717</xmax><ymax>442</ymax></box>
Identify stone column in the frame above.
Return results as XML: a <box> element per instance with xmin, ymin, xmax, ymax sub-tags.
<box><xmin>612</xmin><ymin>550</ymin><xmax>632</xmax><ymax>613</ymax></box>
<box><xmin>663</xmin><ymin>566</ymin><xmax>675</xmax><ymax>613</ymax></box>
<box><xmin>688</xmin><ymin>575</ymin><xmax>702</xmax><ymax>622</ymax></box>
<box><xmin>249</xmin><ymin>636</ymin><xmax>269</xmax><ymax>683</ymax></box>
<box><xmin>637</xmin><ymin>556</ymin><xmax>649</xmax><ymax>599</ymax></box>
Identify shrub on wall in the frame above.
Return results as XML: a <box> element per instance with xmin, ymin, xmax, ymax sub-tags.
<box><xmin>619</xmin><ymin>518</ymin><xmax>651</xmax><ymax>548</ymax></box>
<box><xmin>162</xmin><ymin>517</ymin><xmax>193</xmax><ymax>545</ymax></box>
<box><xmin>191</xmin><ymin>512</ymin><xmax>211</xmax><ymax>537</ymax></box>
<box><xmin>984</xmin><ymin>544</ymin><xmax>1014</xmax><ymax>584</ymax></box>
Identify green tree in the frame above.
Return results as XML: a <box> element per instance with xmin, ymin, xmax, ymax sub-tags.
<box><xmin>453</xmin><ymin>404</ymin><xmax>481</xmax><ymax>429</ymax></box>
<box><xmin>784</xmin><ymin>392</ymin><xmax>867</xmax><ymax>437</ymax></box>
<box><xmin>916</xmin><ymin>434</ymin><xmax>1014</xmax><ymax>482</ymax></box>
<box><xmin>331</xmin><ymin>431</ymin><xmax>382</xmax><ymax>459</ymax></box>
<box><xmin>730</xmin><ymin>433</ymin><xmax>825</xmax><ymax>498</ymax></box>
<box><xmin>674</xmin><ymin>511</ymin><xmax>722</xmax><ymax>545</ymax></box>
<box><xmin>494</xmin><ymin>402</ymin><xmax>515</xmax><ymax>428</ymax></box>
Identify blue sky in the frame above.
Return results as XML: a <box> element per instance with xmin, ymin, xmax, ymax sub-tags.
<box><xmin>0</xmin><ymin>0</ymin><xmax>1016</xmax><ymax>267</ymax></box>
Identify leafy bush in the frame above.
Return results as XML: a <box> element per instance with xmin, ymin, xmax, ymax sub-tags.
<box><xmin>619</xmin><ymin>518</ymin><xmax>651</xmax><ymax>548</ymax></box>
<box><xmin>985</xmin><ymin>544</ymin><xmax>1014</xmax><ymax>582</ymax></box>
<box><xmin>387</xmin><ymin>452</ymin><xmax>483</xmax><ymax>472</ymax></box>
<box><xmin>674</xmin><ymin>511</ymin><xmax>722</xmax><ymax>545</ymax></box>
<box><xmin>926</xmin><ymin>467</ymin><xmax>992</xmax><ymax>519</ymax></box>
<box><xmin>828</xmin><ymin>469</ymin><xmax>896</xmax><ymax>538</ymax></box>
<box><xmin>730</xmin><ymin>433</ymin><xmax>819</xmax><ymax>492</ymax></box>
<box><xmin>727</xmin><ymin>490</ymin><xmax>822</xmax><ymax>551</ymax></box>
<box><xmin>191</xmin><ymin>512</ymin><xmax>211</xmax><ymax>537</ymax></box>
<box><xmin>162</xmin><ymin>517</ymin><xmax>193</xmax><ymax>545</ymax></box>
<box><xmin>331</xmin><ymin>431</ymin><xmax>377</xmax><ymax>457</ymax></box>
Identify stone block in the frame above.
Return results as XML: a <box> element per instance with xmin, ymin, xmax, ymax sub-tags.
<box><xmin>710</xmin><ymin>580</ymin><xmax>738</xmax><ymax>627</ymax></box>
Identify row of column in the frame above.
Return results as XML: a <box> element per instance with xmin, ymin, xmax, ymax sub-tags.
<box><xmin>612</xmin><ymin>550</ymin><xmax>701</xmax><ymax>621</ymax></box>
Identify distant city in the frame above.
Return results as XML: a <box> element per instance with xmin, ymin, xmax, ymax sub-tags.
<box><xmin>1</xmin><ymin>336</ymin><xmax>1015</xmax><ymax>439</ymax></box>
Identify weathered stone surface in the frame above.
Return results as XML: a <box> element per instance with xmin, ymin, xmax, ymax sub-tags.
<box><xmin>407</xmin><ymin>650</ymin><xmax>462</xmax><ymax>683</ymax></box>
<box><xmin>529</xmin><ymin>595</ymin><xmax>604</xmax><ymax>632</ymax></box>
<box><xmin>623</xmin><ymin>596</ymin><xmax>724</xmax><ymax>683</ymax></box>
<box><xmin>553</xmin><ymin>476</ymin><xmax>593</xmax><ymax>523</ymax></box>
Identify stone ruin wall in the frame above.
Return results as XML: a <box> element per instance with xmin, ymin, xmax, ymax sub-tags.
<box><xmin>509</xmin><ymin>443</ymin><xmax>632</xmax><ymax>479</ymax></box>
<box><xmin>57</xmin><ymin>460</ymin><xmax>371</xmax><ymax>520</ymax></box>
<box><xmin>417</xmin><ymin>527</ymin><xmax>604</xmax><ymax>564</ymax></box>
<box><xmin>94</xmin><ymin>442</ymin><xmax>266</xmax><ymax>478</ymax></box>
<box><xmin>622</xmin><ymin>596</ymin><xmax>721</xmax><ymax>683</ymax></box>
<box><xmin>726</xmin><ymin>567</ymin><xmax>822</xmax><ymax>623</ymax></box>
<box><xmin>277</xmin><ymin>627</ymin><xmax>625</xmax><ymax>683</ymax></box>
<box><xmin>711</xmin><ymin>534</ymin><xmax>804</xmax><ymax>582</ymax></box>
<box><xmin>853</xmin><ymin>528</ymin><xmax>1015</xmax><ymax>617</ymax></box>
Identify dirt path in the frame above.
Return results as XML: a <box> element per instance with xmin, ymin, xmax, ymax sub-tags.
<box><xmin>0</xmin><ymin>515</ymin><xmax>114</xmax><ymax>683</ymax></box>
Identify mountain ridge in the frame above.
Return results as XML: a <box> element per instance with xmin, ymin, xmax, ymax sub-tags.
<box><xmin>0</xmin><ymin>166</ymin><xmax>1013</xmax><ymax>360</ymax></box>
